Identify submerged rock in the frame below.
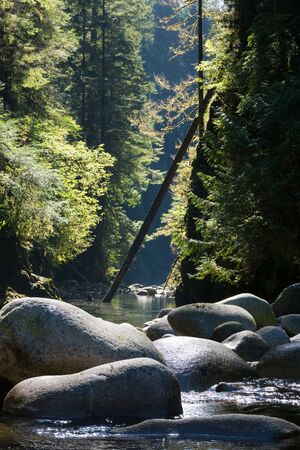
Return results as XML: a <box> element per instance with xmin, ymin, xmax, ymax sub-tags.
<box><xmin>257</xmin><ymin>341</ymin><xmax>300</xmax><ymax>378</ymax></box>
<box><xmin>167</xmin><ymin>303</ymin><xmax>256</xmax><ymax>339</ymax></box>
<box><xmin>272</xmin><ymin>283</ymin><xmax>300</xmax><ymax>317</ymax></box>
<box><xmin>257</xmin><ymin>326</ymin><xmax>290</xmax><ymax>348</ymax></box>
<box><xmin>154</xmin><ymin>336</ymin><xmax>254</xmax><ymax>391</ymax></box>
<box><xmin>113</xmin><ymin>414</ymin><xmax>300</xmax><ymax>443</ymax></box>
<box><xmin>4</xmin><ymin>358</ymin><xmax>182</xmax><ymax>420</ymax></box>
<box><xmin>0</xmin><ymin>298</ymin><xmax>164</xmax><ymax>384</ymax></box>
<box><xmin>223</xmin><ymin>330</ymin><xmax>269</xmax><ymax>362</ymax></box>
<box><xmin>211</xmin><ymin>321</ymin><xmax>246</xmax><ymax>342</ymax></box>
<box><xmin>218</xmin><ymin>293</ymin><xmax>276</xmax><ymax>329</ymax></box>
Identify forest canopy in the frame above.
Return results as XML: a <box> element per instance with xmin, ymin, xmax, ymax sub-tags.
<box><xmin>1</xmin><ymin>0</ymin><xmax>300</xmax><ymax>302</ymax></box>
<box><xmin>0</xmin><ymin>0</ymin><xmax>158</xmax><ymax>296</ymax></box>
<box><xmin>161</xmin><ymin>0</ymin><xmax>300</xmax><ymax>302</ymax></box>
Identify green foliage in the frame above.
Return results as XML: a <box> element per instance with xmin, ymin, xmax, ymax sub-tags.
<box><xmin>68</xmin><ymin>0</ymin><xmax>161</xmax><ymax>278</ymax></box>
<box><xmin>0</xmin><ymin>0</ymin><xmax>76</xmax><ymax>113</ymax></box>
<box><xmin>158</xmin><ymin>145</ymin><xmax>195</xmax><ymax>256</ymax></box>
<box><xmin>186</xmin><ymin>1</ymin><xmax>300</xmax><ymax>295</ymax></box>
<box><xmin>0</xmin><ymin>0</ymin><xmax>162</xmax><ymax>288</ymax></box>
<box><xmin>161</xmin><ymin>0</ymin><xmax>300</xmax><ymax>298</ymax></box>
<box><xmin>0</xmin><ymin>0</ymin><xmax>114</xmax><ymax>289</ymax></box>
<box><xmin>0</xmin><ymin>104</ymin><xmax>113</xmax><ymax>272</ymax></box>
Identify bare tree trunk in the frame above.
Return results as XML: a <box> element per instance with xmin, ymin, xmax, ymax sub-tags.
<box><xmin>101</xmin><ymin>0</ymin><xmax>107</xmax><ymax>145</ymax></box>
<box><xmin>80</xmin><ymin>0</ymin><xmax>87</xmax><ymax>129</ymax></box>
<box><xmin>177</xmin><ymin>0</ymin><xmax>208</xmax><ymax>304</ymax></box>
<box><xmin>198</xmin><ymin>0</ymin><xmax>204</xmax><ymax>141</ymax></box>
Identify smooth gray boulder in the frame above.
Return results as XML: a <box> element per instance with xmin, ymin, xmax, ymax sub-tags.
<box><xmin>281</xmin><ymin>315</ymin><xmax>300</xmax><ymax>337</ymax></box>
<box><xmin>143</xmin><ymin>316</ymin><xmax>176</xmax><ymax>341</ymax></box>
<box><xmin>272</xmin><ymin>283</ymin><xmax>300</xmax><ymax>316</ymax></box>
<box><xmin>223</xmin><ymin>331</ymin><xmax>269</xmax><ymax>362</ymax></box>
<box><xmin>167</xmin><ymin>303</ymin><xmax>256</xmax><ymax>339</ymax></box>
<box><xmin>257</xmin><ymin>326</ymin><xmax>290</xmax><ymax>348</ymax></box>
<box><xmin>258</xmin><ymin>342</ymin><xmax>300</xmax><ymax>378</ymax></box>
<box><xmin>4</xmin><ymin>358</ymin><xmax>182</xmax><ymax>420</ymax></box>
<box><xmin>0</xmin><ymin>298</ymin><xmax>164</xmax><ymax>384</ymax></box>
<box><xmin>154</xmin><ymin>336</ymin><xmax>254</xmax><ymax>391</ymax></box>
<box><xmin>113</xmin><ymin>414</ymin><xmax>300</xmax><ymax>443</ymax></box>
<box><xmin>218</xmin><ymin>293</ymin><xmax>276</xmax><ymax>329</ymax></box>
<box><xmin>211</xmin><ymin>321</ymin><xmax>246</xmax><ymax>342</ymax></box>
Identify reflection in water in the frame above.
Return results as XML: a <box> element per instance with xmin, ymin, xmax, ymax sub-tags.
<box><xmin>0</xmin><ymin>294</ymin><xmax>300</xmax><ymax>449</ymax></box>
<box><xmin>70</xmin><ymin>293</ymin><xmax>175</xmax><ymax>327</ymax></box>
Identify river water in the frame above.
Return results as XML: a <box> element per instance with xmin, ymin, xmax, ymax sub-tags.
<box><xmin>0</xmin><ymin>293</ymin><xmax>300</xmax><ymax>450</ymax></box>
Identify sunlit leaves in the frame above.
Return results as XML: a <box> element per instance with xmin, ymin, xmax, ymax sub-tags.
<box><xmin>0</xmin><ymin>106</ymin><xmax>113</xmax><ymax>268</ymax></box>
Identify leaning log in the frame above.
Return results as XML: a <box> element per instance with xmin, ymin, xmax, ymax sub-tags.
<box><xmin>103</xmin><ymin>89</ymin><xmax>215</xmax><ymax>303</ymax></box>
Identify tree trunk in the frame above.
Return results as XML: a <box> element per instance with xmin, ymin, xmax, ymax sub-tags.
<box><xmin>80</xmin><ymin>0</ymin><xmax>87</xmax><ymax>129</ymax></box>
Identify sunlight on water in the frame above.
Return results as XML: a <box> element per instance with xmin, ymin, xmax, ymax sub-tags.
<box><xmin>2</xmin><ymin>418</ymin><xmax>294</xmax><ymax>450</ymax></box>
<box><xmin>181</xmin><ymin>378</ymin><xmax>300</xmax><ymax>424</ymax></box>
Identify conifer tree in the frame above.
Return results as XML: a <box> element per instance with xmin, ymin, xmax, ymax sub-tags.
<box><xmin>68</xmin><ymin>0</ymin><xmax>160</xmax><ymax>280</ymax></box>
<box><xmin>170</xmin><ymin>0</ymin><xmax>300</xmax><ymax>301</ymax></box>
<box><xmin>0</xmin><ymin>0</ymin><xmax>113</xmax><ymax>295</ymax></box>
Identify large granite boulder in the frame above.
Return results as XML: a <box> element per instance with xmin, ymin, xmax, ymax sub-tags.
<box><xmin>143</xmin><ymin>316</ymin><xmax>176</xmax><ymax>341</ymax></box>
<box><xmin>154</xmin><ymin>336</ymin><xmax>254</xmax><ymax>391</ymax></box>
<box><xmin>114</xmin><ymin>414</ymin><xmax>300</xmax><ymax>443</ymax></box>
<box><xmin>0</xmin><ymin>298</ymin><xmax>164</xmax><ymax>384</ymax></box>
<box><xmin>167</xmin><ymin>303</ymin><xmax>256</xmax><ymax>339</ymax></box>
<box><xmin>272</xmin><ymin>283</ymin><xmax>300</xmax><ymax>317</ymax></box>
<box><xmin>257</xmin><ymin>342</ymin><xmax>300</xmax><ymax>378</ymax></box>
<box><xmin>257</xmin><ymin>326</ymin><xmax>290</xmax><ymax>348</ymax></box>
<box><xmin>223</xmin><ymin>331</ymin><xmax>269</xmax><ymax>362</ymax></box>
<box><xmin>281</xmin><ymin>315</ymin><xmax>300</xmax><ymax>337</ymax></box>
<box><xmin>211</xmin><ymin>321</ymin><xmax>246</xmax><ymax>342</ymax></box>
<box><xmin>3</xmin><ymin>358</ymin><xmax>182</xmax><ymax>420</ymax></box>
<box><xmin>218</xmin><ymin>293</ymin><xmax>276</xmax><ymax>329</ymax></box>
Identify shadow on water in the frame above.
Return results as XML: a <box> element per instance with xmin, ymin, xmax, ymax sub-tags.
<box><xmin>0</xmin><ymin>294</ymin><xmax>299</xmax><ymax>449</ymax></box>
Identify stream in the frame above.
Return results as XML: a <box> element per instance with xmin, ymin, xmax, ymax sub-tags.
<box><xmin>0</xmin><ymin>293</ymin><xmax>299</xmax><ymax>449</ymax></box>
